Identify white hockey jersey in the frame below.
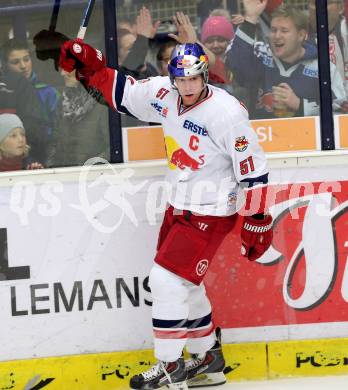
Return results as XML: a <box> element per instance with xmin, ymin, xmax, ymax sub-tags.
<box><xmin>109</xmin><ymin>73</ymin><xmax>268</xmax><ymax>216</ymax></box>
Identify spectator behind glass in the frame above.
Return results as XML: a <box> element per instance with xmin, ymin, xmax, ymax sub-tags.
<box><xmin>118</xmin><ymin>16</ymin><xmax>137</xmax><ymax>36</ymax></box>
<box><xmin>156</xmin><ymin>40</ymin><xmax>177</xmax><ymax>76</ymax></box>
<box><xmin>227</xmin><ymin>0</ymin><xmax>284</xmax><ymax>38</ymax></box>
<box><xmin>118</xmin><ymin>28</ymin><xmax>137</xmax><ymax>65</ymax></box>
<box><xmin>0</xmin><ymin>56</ymin><xmax>47</xmax><ymax>164</ymax></box>
<box><xmin>259</xmin><ymin>0</ymin><xmax>284</xmax><ymax>36</ymax></box>
<box><xmin>210</xmin><ymin>8</ymin><xmax>231</xmax><ymax>20</ymax></box>
<box><xmin>168</xmin><ymin>12</ymin><xmax>217</xmax><ymax>70</ymax></box>
<box><xmin>200</xmin><ymin>15</ymin><xmax>234</xmax><ymax>88</ymax></box>
<box><xmin>1</xmin><ymin>39</ymin><xmax>59</xmax><ymax>138</ymax></box>
<box><xmin>226</xmin><ymin>2</ymin><xmax>347</xmax><ymax>119</ymax></box>
<box><xmin>197</xmin><ymin>0</ymin><xmax>239</xmax><ymax>24</ymax></box>
<box><xmin>0</xmin><ymin>113</ymin><xmax>43</xmax><ymax>172</ymax></box>
<box><xmin>308</xmin><ymin>0</ymin><xmax>348</xmax><ymax>99</ymax></box>
<box><xmin>201</xmin><ymin>16</ymin><xmax>234</xmax><ymax>58</ymax></box>
<box><xmin>118</xmin><ymin>6</ymin><xmax>160</xmax><ymax>79</ymax></box>
<box><xmin>47</xmin><ymin>69</ymin><xmax>110</xmax><ymax>168</ymax></box>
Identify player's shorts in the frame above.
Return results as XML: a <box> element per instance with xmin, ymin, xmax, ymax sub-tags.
<box><xmin>155</xmin><ymin>205</ymin><xmax>237</xmax><ymax>285</ymax></box>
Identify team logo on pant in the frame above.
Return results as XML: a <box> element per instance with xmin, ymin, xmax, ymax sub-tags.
<box><xmin>196</xmin><ymin>259</ymin><xmax>209</xmax><ymax>276</ymax></box>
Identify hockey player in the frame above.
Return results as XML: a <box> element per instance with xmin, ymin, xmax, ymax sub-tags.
<box><xmin>60</xmin><ymin>38</ymin><xmax>273</xmax><ymax>389</ymax></box>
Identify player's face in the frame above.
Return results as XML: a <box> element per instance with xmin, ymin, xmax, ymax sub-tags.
<box><xmin>270</xmin><ymin>17</ymin><xmax>307</xmax><ymax>63</ymax></box>
<box><xmin>204</xmin><ymin>36</ymin><xmax>229</xmax><ymax>57</ymax></box>
<box><xmin>175</xmin><ymin>75</ymin><xmax>205</xmax><ymax>106</ymax></box>
<box><xmin>7</xmin><ymin>49</ymin><xmax>32</xmax><ymax>79</ymax></box>
<box><xmin>0</xmin><ymin>127</ymin><xmax>26</xmax><ymax>158</ymax></box>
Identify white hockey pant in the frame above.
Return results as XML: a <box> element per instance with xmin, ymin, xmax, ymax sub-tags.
<box><xmin>149</xmin><ymin>264</ymin><xmax>215</xmax><ymax>362</ymax></box>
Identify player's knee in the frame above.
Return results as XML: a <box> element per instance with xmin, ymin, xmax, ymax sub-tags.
<box><xmin>149</xmin><ymin>265</ymin><xmax>188</xmax><ymax>302</ymax></box>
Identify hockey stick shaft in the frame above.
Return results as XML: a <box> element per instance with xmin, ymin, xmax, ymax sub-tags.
<box><xmin>77</xmin><ymin>0</ymin><xmax>96</xmax><ymax>40</ymax></box>
<box><xmin>48</xmin><ymin>0</ymin><xmax>61</xmax><ymax>32</ymax></box>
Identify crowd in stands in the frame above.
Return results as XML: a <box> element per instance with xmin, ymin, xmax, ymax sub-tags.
<box><xmin>1</xmin><ymin>0</ymin><xmax>348</xmax><ymax>172</ymax></box>
<box><xmin>116</xmin><ymin>0</ymin><xmax>348</xmax><ymax>119</ymax></box>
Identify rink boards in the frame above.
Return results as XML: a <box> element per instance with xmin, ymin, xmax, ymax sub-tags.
<box><xmin>1</xmin><ymin>153</ymin><xmax>348</xmax><ymax>388</ymax></box>
<box><xmin>1</xmin><ymin>338</ymin><xmax>348</xmax><ymax>389</ymax></box>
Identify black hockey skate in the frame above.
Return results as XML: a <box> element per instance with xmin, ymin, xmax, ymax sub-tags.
<box><xmin>130</xmin><ymin>356</ymin><xmax>188</xmax><ymax>390</ymax></box>
<box><xmin>186</xmin><ymin>328</ymin><xmax>226</xmax><ymax>388</ymax></box>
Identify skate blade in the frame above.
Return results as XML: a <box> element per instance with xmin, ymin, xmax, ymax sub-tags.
<box><xmin>187</xmin><ymin>372</ymin><xmax>226</xmax><ymax>388</ymax></box>
<box><xmin>164</xmin><ymin>380</ymin><xmax>189</xmax><ymax>390</ymax></box>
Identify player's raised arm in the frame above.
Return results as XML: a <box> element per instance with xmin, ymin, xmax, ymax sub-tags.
<box><xmin>59</xmin><ymin>39</ymin><xmax>163</xmax><ymax>123</ymax></box>
<box><xmin>59</xmin><ymin>39</ymin><xmax>113</xmax><ymax>104</ymax></box>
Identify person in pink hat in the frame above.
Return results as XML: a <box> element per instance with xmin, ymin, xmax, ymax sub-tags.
<box><xmin>201</xmin><ymin>16</ymin><xmax>235</xmax><ymax>59</ymax></box>
<box><xmin>200</xmin><ymin>15</ymin><xmax>235</xmax><ymax>88</ymax></box>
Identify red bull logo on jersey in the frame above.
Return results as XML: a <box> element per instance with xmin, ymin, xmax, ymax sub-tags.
<box><xmin>165</xmin><ymin>136</ymin><xmax>205</xmax><ymax>171</ymax></box>
<box><xmin>235</xmin><ymin>136</ymin><xmax>249</xmax><ymax>152</ymax></box>
<box><xmin>170</xmin><ymin>148</ymin><xmax>205</xmax><ymax>170</ymax></box>
<box><xmin>183</xmin><ymin>119</ymin><xmax>208</xmax><ymax>136</ymax></box>
<box><xmin>256</xmin><ymin>90</ymin><xmax>273</xmax><ymax>113</ymax></box>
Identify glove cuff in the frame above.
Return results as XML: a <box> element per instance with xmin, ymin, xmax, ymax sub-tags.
<box><xmin>243</xmin><ymin>214</ymin><xmax>273</xmax><ymax>233</ymax></box>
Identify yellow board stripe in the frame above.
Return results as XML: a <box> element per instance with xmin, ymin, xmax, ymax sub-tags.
<box><xmin>223</xmin><ymin>342</ymin><xmax>268</xmax><ymax>382</ymax></box>
<box><xmin>268</xmin><ymin>338</ymin><xmax>348</xmax><ymax>378</ymax></box>
<box><xmin>1</xmin><ymin>338</ymin><xmax>348</xmax><ymax>389</ymax></box>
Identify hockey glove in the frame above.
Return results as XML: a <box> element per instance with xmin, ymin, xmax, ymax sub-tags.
<box><xmin>241</xmin><ymin>214</ymin><xmax>273</xmax><ymax>261</ymax></box>
<box><xmin>59</xmin><ymin>39</ymin><xmax>106</xmax><ymax>79</ymax></box>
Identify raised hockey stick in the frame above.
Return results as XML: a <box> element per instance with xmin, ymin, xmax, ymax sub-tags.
<box><xmin>48</xmin><ymin>0</ymin><xmax>61</xmax><ymax>32</ymax></box>
<box><xmin>33</xmin><ymin>0</ymin><xmax>96</xmax><ymax>70</ymax></box>
<box><xmin>77</xmin><ymin>0</ymin><xmax>96</xmax><ymax>40</ymax></box>
<box><xmin>33</xmin><ymin>0</ymin><xmax>68</xmax><ymax>69</ymax></box>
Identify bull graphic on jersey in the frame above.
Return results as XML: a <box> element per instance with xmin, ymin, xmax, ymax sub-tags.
<box><xmin>235</xmin><ymin>136</ymin><xmax>249</xmax><ymax>152</ymax></box>
<box><xmin>165</xmin><ymin>136</ymin><xmax>205</xmax><ymax>170</ymax></box>
<box><xmin>171</xmin><ymin>149</ymin><xmax>205</xmax><ymax>170</ymax></box>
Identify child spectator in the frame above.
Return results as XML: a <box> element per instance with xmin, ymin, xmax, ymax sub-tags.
<box><xmin>200</xmin><ymin>15</ymin><xmax>234</xmax><ymax>86</ymax></box>
<box><xmin>0</xmin><ymin>113</ymin><xmax>43</xmax><ymax>172</ymax></box>
<box><xmin>156</xmin><ymin>40</ymin><xmax>177</xmax><ymax>76</ymax></box>
<box><xmin>1</xmin><ymin>39</ymin><xmax>59</xmax><ymax>138</ymax></box>
<box><xmin>47</xmin><ymin>69</ymin><xmax>110</xmax><ymax>167</ymax></box>
<box><xmin>0</xmin><ymin>62</ymin><xmax>46</xmax><ymax>163</ymax></box>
